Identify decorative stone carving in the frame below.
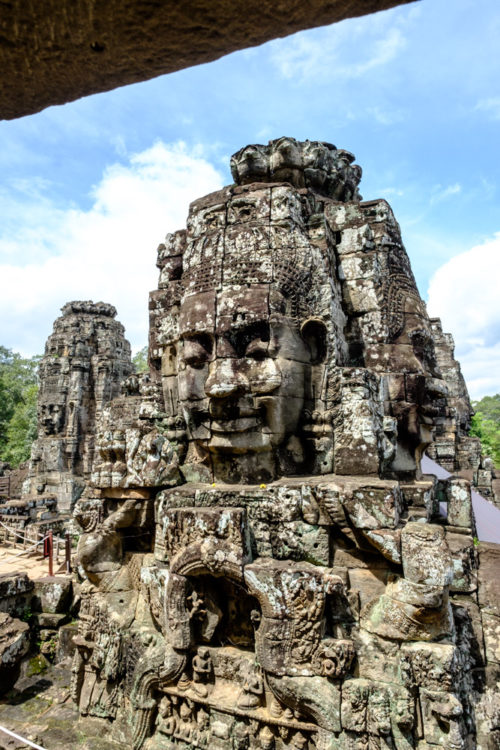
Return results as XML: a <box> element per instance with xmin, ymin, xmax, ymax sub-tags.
<box><xmin>68</xmin><ymin>139</ymin><xmax>500</xmax><ymax>750</ymax></box>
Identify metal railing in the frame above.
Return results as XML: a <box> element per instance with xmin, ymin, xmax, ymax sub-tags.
<box><xmin>0</xmin><ymin>520</ymin><xmax>72</xmax><ymax>575</ymax></box>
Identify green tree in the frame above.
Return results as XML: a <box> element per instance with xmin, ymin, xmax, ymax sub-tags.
<box><xmin>471</xmin><ymin>393</ymin><xmax>500</xmax><ymax>468</ymax></box>
<box><xmin>472</xmin><ymin>393</ymin><xmax>500</xmax><ymax>424</ymax></box>
<box><xmin>132</xmin><ymin>346</ymin><xmax>148</xmax><ymax>374</ymax></box>
<box><xmin>0</xmin><ymin>347</ymin><xmax>41</xmax><ymax>466</ymax></box>
<box><xmin>3</xmin><ymin>384</ymin><xmax>38</xmax><ymax>466</ymax></box>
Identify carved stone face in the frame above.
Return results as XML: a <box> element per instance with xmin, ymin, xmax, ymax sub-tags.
<box><xmin>394</xmin><ymin>303</ymin><xmax>445</xmax><ymax>464</ymax></box>
<box><xmin>40</xmin><ymin>402</ymin><xmax>65</xmax><ymax>435</ymax></box>
<box><xmin>230</xmin><ymin>144</ymin><xmax>269</xmax><ymax>184</ymax></box>
<box><xmin>270</xmin><ymin>136</ymin><xmax>303</xmax><ymax>185</ymax></box>
<box><xmin>178</xmin><ymin>285</ymin><xmax>312</xmax><ymax>480</ymax></box>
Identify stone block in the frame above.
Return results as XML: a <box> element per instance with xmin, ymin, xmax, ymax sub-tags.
<box><xmin>445</xmin><ymin>531</ymin><xmax>477</xmax><ymax>593</ymax></box>
<box><xmin>34</xmin><ymin>576</ymin><xmax>72</xmax><ymax>614</ymax></box>
<box><xmin>445</xmin><ymin>477</ymin><xmax>473</xmax><ymax>529</ymax></box>
<box><xmin>399</xmin><ymin>642</ymin><xmax>459</xmax><ymax>691</ymax></box>
<box><xmin>478</xmin><ymin>542</ymin><xmax>500</xmax><ymax>617</ymax></box>
<box><xmin>0</xmin><ymin>572</ymin><xmax>34</xmax><ymax>616</ymax></box>
<box><xmin>341</xmin><ymin>483</ymin><xmax>401</xmax><ymax>530</ymax></box>
<box><xmin>348</xmin><ymin>567</ymin><xmax>388</xmax><ymax>609</ymax></box>
<box><xmin>401</xmin><ymin>523</ymin><xmax>453</xmax><ymax>586</ymax></box>
<box><xmin>0</xmin><ymin>572</ymin><xmax>33</xmax><ymax>601</ymax></box>
<box><xmin>0</xmin><ymin>612</ymin><xmax>30</xmax><ymax>695</ymax></box>
<box><xmin>354</xmin><ymin>628</ymin><xmax>401</xmax><ymax>685</ymax></box>
<box><xmin>362</xmin><ymin>578</ymin><xmax>454</xmax><ymax>642</ymax></box>
<box><xmin>37</xmin><ymin>612</ymin><xmax>68</xmax><ymax>628</ymax></box>
<box><xmin>57</xmin><ymin>623</ymin><xmax>78</xmax><ymax>662</ymax></box>
<box><xmin>482</xmin><ymin>612</ymin><xmax>500</xmax><ymax>664</ymax></box>
<box><xmin>161</xmin><ymin>506</ymin><xmax>251</xmax><ymax>577</ymax></box>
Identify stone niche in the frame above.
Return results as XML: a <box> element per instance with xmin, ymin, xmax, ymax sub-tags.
<box><xmin>71</xmin><ymin>139</ymin><xmax>500</xmax><ymax>750</ymax></box>
<box><xmin>24</xmin><ymin>301</ymin><xmax>133</xmax><ymax>515</ymax></box>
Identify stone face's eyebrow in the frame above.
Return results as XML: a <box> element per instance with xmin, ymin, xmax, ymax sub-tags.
<box><xmin>180</xmin><ymin>331</ymin><xmax>214</xmax><ymax>356</ymax></box>
<box><xmin>223</xmin><ymin>321</ymin><xmax>271</xmax><ymax>358</ymax></box>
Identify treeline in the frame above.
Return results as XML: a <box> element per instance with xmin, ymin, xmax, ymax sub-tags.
<box><xmin>471</xmin><ymin>393</ymin><xmax>500</xmax><ymax>467</ymax></box>
<box><xmin>0</xmin><ymin>347</ymin><xmax>40</xmax><ymax>468</ymax></box>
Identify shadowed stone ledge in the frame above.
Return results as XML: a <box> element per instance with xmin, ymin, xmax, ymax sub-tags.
<box><xmin>1</xmin><ymin>0</ymin><xmax>417</xmax><ymax>120</ymax></box>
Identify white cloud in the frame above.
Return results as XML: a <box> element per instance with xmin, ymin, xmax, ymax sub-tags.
<box><xmin>427</xmin><ymin>233</ymin><xmax>500</xmax><ymax>399</ymax></box>
<box><xmin>475</xmin><ymin>97</ymin><xmax>500</xmax><ymax>120</ymax></box>
<box><xmin>0</xmin><ymin>141</ymin><xmax>223</xmax><ymax>356</ymax></box>
<box><xmin>269</xmin><ymin>14</ymin><xmax>407</xmax><ymax>83</ymax></box>
<box><xmin>366</xmin><ymin>105</ymin><xmax>406</xmax><ymax>126</ymax></box>
<box><xmin>429</xmin><ymin>183</ymin><xmax>461</xmax><ymax>205</ymax></box>
<box><xmin>377</xmin><ymin>186</ymin><xmax>404</xmax><ymax>198</ymax></box>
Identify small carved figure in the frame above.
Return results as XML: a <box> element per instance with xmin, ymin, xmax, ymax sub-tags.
<box><xmin>177</xmin><ymin>671</ymin><xmax>190</xmax><ymax>693</ymax></box>
<box><xmin>156</xmin><ymin>695</ymin><xmax>176</xmax><ymax>736</ymax></box>
<box><xmin>232</xmin><ymin>720</ymin><xmax>250</xmax><ymax>749</ymax></box>
<box><xmin>290</xmin><ymin>731</ymin><xmax>308</xmax><ymax>749</ymax></box>
<box><xmin>192</xmin><ymin>647</ymin><xmax>212</xmax><ymax>697</ymax></box>
<box><xmin>188</xmin><ymin>591</ymin><xmax>207</xmax><ymax>621</ymax></box>
<box><xmin>258</xmin><ymin>726</ymin><xmax>275</xmax><ymax>749</ymax></box>
<box><xmin>237</xmin><ymin>669</ymin><xmax>264</xmax><ymax>709</ymax></box>
<box><xmin>193</xmin><ymin>706</ymin><xmax>210</xmax><ymax>748</ymax></box>
<box><xmin>174</xmin><ymin>699</ymin><xmax>195</xmax><ymax>742</ymax></box>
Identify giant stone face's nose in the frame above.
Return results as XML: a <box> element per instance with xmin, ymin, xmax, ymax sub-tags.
<box><xmin>205</xmin><ymin>359</ymin><xmax>248</xmax><ymax>398</ymax></box>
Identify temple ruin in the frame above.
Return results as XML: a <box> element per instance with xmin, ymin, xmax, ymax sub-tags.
<box><xmin>64</xmin><ymin>139</ymin><xmax>500</xmax><ymax>749</ymax></box>
<box><xmin>22</xmin><ymin>301</ymin><xmax>133</xmax><ymax>519</ymax></box>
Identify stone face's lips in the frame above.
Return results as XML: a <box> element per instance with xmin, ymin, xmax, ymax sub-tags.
<box><xmin>211</xmin><ymin>417</ymin><xmax>260</xmax><ymax>434</ymax></box>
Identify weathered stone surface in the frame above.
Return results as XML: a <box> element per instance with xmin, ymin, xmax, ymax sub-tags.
<box><xmin>0</xmin><ymin>1</ymin><xmax>417</xmax><ymax>121</ymax></box>
<box><xmin>35</xmin><ymin>576</ymin><xmax>72</xmax><ymax>614</ymax></box>
<box><xmin>0</xmin><ymin>572</ymin><xmax>34</xmax><ymax>617</ymax></box>
<box><xmin>63</xmin><ymin>139</ymin><xmax>500</xmax><ymax>750</ymax></box>
<box><xmin>37</xmin><ymin>611</ymin><xmax>68</xmax><ymax>629</ymax></box>
<box><xmin>0</xmin><ymin>612</ymin><xmax>30</xmax><ymax>694</ymax></box>
<box><xmin>478</xmin><ymin>542</ymin><xmax>500</xmax><ymax>617</ymax></box>
<box><xmin>401</xmin><ymin>523</ymin><xmax>453</xmax><ymax>586</ymax></box>
<box><xmin>0</xmin><ymin>572</ymin><xmax>33</xmax><ymax>603</ymax></box>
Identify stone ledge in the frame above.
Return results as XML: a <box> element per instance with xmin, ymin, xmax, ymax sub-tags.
<box><xmin>1</xmin><ymin>0</ymin><xmax>416</xmax><ymax>120</ymax></box>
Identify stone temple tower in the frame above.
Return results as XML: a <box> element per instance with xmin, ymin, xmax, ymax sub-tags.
<box><xmin>70</xmin><ymin>140</ymin><xmax>499</xmax><ymax>750</ymax></box>
<box><xmin>24</xmin><ymin>301</ymin><xmax>133</xmax><ymax>515</ymax></box>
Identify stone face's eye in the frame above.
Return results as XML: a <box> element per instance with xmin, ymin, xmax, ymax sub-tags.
<box><xmin>245</xmin><ymin>339</ymin><xmax>268</xmax><ymax>360</ymax></box>
<box><xmin>182</xmin><ymin>335</ymin><xmax>213</xmax><ymax>368</ymax></box>
<box><xmin>225</xmin><ymin>321</ymin><xmax>270</xmax><ymax>359</ymax></box>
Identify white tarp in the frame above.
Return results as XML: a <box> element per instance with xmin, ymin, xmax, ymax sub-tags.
<box><xmin>421</xmin><ymin>454</ymin><xmax>500</xmax><ymax>544</ymax></box>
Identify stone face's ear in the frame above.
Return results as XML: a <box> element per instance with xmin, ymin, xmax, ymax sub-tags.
<box><xmin>300</xmin><ymin>319</ymin><xmax>328</xmax><ymax>365</ymax></box>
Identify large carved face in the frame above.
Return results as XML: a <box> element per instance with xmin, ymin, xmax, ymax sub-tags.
<box><xmin>177</xmin><ymin>285</ymin><xmax>313</xmax><ymax>477</ymax></box>
<box><xmin>40</xmin><ymin>402</ymin><xmax>65</xmax><ymax>435</ymax></box>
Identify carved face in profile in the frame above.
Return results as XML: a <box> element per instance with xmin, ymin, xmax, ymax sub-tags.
<box><xmin>177</xmin><ymin>285</ymin><xmax>321</xmax><ymax>481</ymax></box>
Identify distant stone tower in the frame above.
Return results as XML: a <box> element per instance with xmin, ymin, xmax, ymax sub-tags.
<box><xmin>428</xmin><ymin>317</ymin><xmax>500</xmax><ymax>505</ymax></box>
<box><xmin>24</xmin><ymin>301</ymin><xmax>133</xmax><ymax>513</ymax></box>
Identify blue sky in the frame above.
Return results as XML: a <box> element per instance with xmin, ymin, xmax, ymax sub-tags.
<box><xmin>0</xmin><ymin>0</ymin><xmax>499</xmax><ymax>398</ymax></box>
